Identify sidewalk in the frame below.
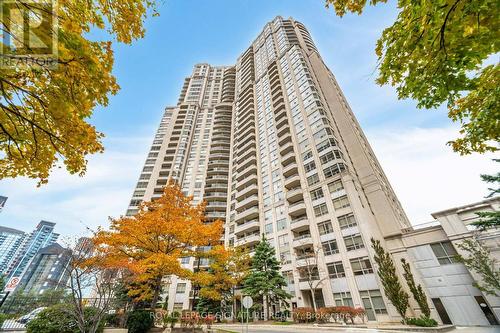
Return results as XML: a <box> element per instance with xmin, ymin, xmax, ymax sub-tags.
<box><xmin>213</xmin><ymin>322</ymin><xmax>456</xmax><ymax>333</ymax></box>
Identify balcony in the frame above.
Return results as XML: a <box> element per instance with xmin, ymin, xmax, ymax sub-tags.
<box><xmin>236</xmin><ymin>156</ymin><xmax>257</xmax><ymax>173</ymax></box>
<box><xmin>290</xmin><ymin>216</ymin><xmax>310</xmax><ymax>231</ymax></box>
<box><xmin>206</xmin><ymin>202</ymin><xmax>227</xmax><ymax>211</ymax></box>
<box><xmin>284</xmin><ymin>174</ymin><xmax>301</xmax><ymax>189</ymax></box>
<box><xmin>209</xmin><ymin>153</ymin><xmax>230</xmax><ymax>160</ymax></box>
<box><xmin>274</xmin><ymin>107</ymin><xmax>287</xmax><ymax>122</ymax></box>
<box><xmin>206</xmin><ymin>211</ymin><xmax>226</xmax><ymax>219</ymax></box>
<box><xmin>204</xmin><ymin>192</ymin><xmax>227</xmax><ymax>200</ymax></box>
<box><xmin>295</xmin><ymin>255</ymin><xmax>317</xmax><ymax>267</ymax></box>
<box><xmin>281</xmin><ymin>151</ymin><xmax>296</xmax><ymax>167</ymax></box>
<box><xmin>289</xmin><ymin>201</ymin><xmax>306</xmax><ymax>217</ymax></box>
<box><xmin>275</xmin><ymin>116</ymin><xmax>288</xmax><ymax>131</ymax></box>
<box><xmin>292</xmin><ymin>234</ymin><xmax>313</xmax><ymax>248</ymax></box>
<box><xmin>205</xmin><ymin>183</ymin><xmax>228</xmax><ymax>192</ymax></box>
<box><xmin>208</xmin><ymin>159</ymin><xmax>229</xmax><ymax>167</ymax></box>
<box><xmin>283</xmin><ymin>163</ymin><xmax>298</xmax><ymax>177</ymax></box>
<box><xmin>280</xmin><ymin>141</ymin><xmax>294</xmax><ymax>156</ymax></box>
<box><xmin>278</xmin><ymin>132</ymin><xmax>292</xmax><ymax>146</ymax></box>
<box><xmin>234</xmin><ymin>219</ymin><xmax>260</xmax><ymax>236</ymax></box>
<box><xmin>235</xmin><ymin>233</ymin><xmax>261</xmax><ymax>247</ymax></box>
<box><xmin>207</xmin><ymin>167</ymin><xmax>229</xmax><ymax>175</ymax></box>
<box><xmin>206</xmin><ymin>175</ymin><xmax>228</xmax><ymax>183</ymax></box>
<box><xmin>235</xmin><ymin>205</ymin><xmax>259</xmax><ymax>223</ymax></box>
<box><xmin>235</xmin><ymin>183</ymin><xmax>258</xmax><ymax>200</ymax></box>
<box><xmin>235</xmin><ymin>174</ymin><xmax>258</xmax><ymax>191</ymax></box>
<box><xmin>236</xmin><ymin>147</ymin><xmax>257</xmax><ymax>165</ymax></box>
<box><xmin>235</xmin><ymin>194</ymin><xmax>259</xmax><ymax>212</ymax></box>
<box><xmin>286</xmin><ymin>187</ymin><xmax>304</xmax><ymax>203</ymax></box>
<box><xmin>235</xmin><ymin>164</ymin><xmax>257</xmax><ymax>182</ymax></box>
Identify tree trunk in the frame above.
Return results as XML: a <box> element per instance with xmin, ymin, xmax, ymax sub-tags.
<box><xmin>150</xmin><ymin>275</ymin><xmax>163</xmax><ymax>309</ymax></box>
<box><xmin>311</xmin><ymin>287</ymin><xmax>317</xmax><ymax>312</ymax></box>
<box><xmin>265</xmin><ymin>294</ymin><xmax>270</xmax><ymax>321</ymax></box>
<box><xmin>232</xmin><ymin>287</ymin><xmax>236</xmax><ymax>323</ymax></box>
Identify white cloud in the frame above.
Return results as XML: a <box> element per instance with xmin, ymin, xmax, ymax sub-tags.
<box><xmin>366</xmin><ymin>126</ymin><xmax>497</xmax><ymax>225</ymax></box>
<box><xmin>0</xmin><ymin>136</ymin><xmax>151</xmax><ymax>237</ymax></box>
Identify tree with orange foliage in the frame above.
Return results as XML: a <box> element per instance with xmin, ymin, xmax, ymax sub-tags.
<box><xmin>93</xmin><ymin>180</ymin><xmax>223</xmax><ymax>308</ymax></box>
<box><xmin>192</xmin><ymin>245</ymin><xmax>250</xmax><ymax>315</ymax></box>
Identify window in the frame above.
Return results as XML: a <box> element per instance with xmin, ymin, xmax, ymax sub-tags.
<box><xmin>310</xmin><ymin>188</ymin><xmax>324</xmax><ymax>201</ymax></box>
<box><xmin>431</xmin><ymin>242</ymin><xmax>458</xmax><ymax>265</ymax></box>
<box><xmin>333</xmin><ymin>195</ymin><xmax>350</xmax><ymax>209</ymax></box>
<box><xmin>265</xmin><ymin>223</ymin><xmax>273</xmax><ymax>234</ymax></box>
<box><xmin>277</xmin><ymin>219</ymin><xmax>287</xmax><ymax>231</ymax></box>
<box><xmin>318</xmin><ymin>221</ymin><xmax>333</xmax><ymax>235</ymax></box>
<box><xmin>302</xmin><ymin>150</ymin><xmax>313</xmax><ymax>161</ymax></box>
<box><xmin>180</xmin><ymin>257</ymin><xmax>190</xmax><ymax>264</ymax></box>
<box><xmin>350</xmin><ymin>257</ymin><xmax>373</xmax><ymax>275</ymax></box>
<box><xmin>304</xmin><ymin>161</ymin><xmax>316</xmax><ymax>173</ymax></box>
<box><xmin>328</xmin><ymin>180</ymin><xmax>344</xmax><ymax>193</ymax></box>
<box><xmin>176</xmin><ymin>283</ymin><xmax>186</xmax><ymax>293</ymax></box>
<box><xmin>337</xmin><ymin>214</ymin><xmax>357</xmax><ymax>229</ymax></box>
<box><xmin>360</xmin><ymin>290</ymin><xmax>387</xmax><ymax>320</ymax></box>
<box><xmin>313</xmin><ymin>203</ymin><xmax>328</xmax><ymax>217</ymax></box>
<box><xmin>278</xmin><ymin>234</ymin><xmax>289</xmax><ymax>248</ymax></box>
<box><xmin>323</xmin><ymin>163</ymin><xmax>346</xmax><ymax>178</ymax></box>
<box><xmin>283</xmin><ymin>270</ymin><xmax>294</xmax><ymax>284</ymax></box>
<box><xmin>344</xmin><ymin>234</ymin><xmax>364</xmax><ymax>251</ymax></box>
<box><xmin>322</xmin><ymin>239</ymin><xmax>339</xmax><ymax>255</ymax></box>
<box><xmin>280</xmin><ymin>251</ymin><xmax>291</xmax><ymax>265</ymax></box>
<box><xmin>333</xmin><ymin>291</ymin><xmax>353</xmax><ymax>306</ymax></box>
<box><xmin>320</xmin><ymin>150</ymin><xmax>342</xmax><ymax>165</ymax></box>
<box><xmin>173</xmin><ymin>302</ymin><xmax>184</xmax><ymax>312</ymax></box>
<box><xmin>307</xmin><ymin>174</ymin><xmax>320</xmax><ymax>186</ymax></box>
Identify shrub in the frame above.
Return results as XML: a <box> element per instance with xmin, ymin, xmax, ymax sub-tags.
<box><xmin>103</xmin><ymin>313</ymin><xmax>122</xmax><ymax>327</ymax></box>
<box><xmin>406</xmin><ymin>316</ymin><xmax>438</xmax><ymax>327</ymax></box>
<box><xmin>0</xmin><ymin>313</ymin><xmax>11</xmax><ymax>329</ymax></box>
<box><xmin>126</xmin><ymin>310</ymin><xmax>154</xmax><ymax>333</ymax></box>
<box><xmin>292</xmin><ymin>307</ymin><xmax>315</xmax><ymax>323</ymax></box>
<box><xmin>163</xmin><ymin>311</ymin><xmax>179</xmax><ymax>328</ymax></box>
<box><xmin>26</xmin><ymin>304</ymin><xmax>104</xmax><ymax>333</ymax></box>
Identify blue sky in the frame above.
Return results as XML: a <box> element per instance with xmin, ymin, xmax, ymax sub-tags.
<box><xmin>0</xmin><ymin>0</ymin><xmax>496</xmax><ymax>237</ymax></box>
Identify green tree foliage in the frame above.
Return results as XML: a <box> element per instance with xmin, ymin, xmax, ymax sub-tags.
<box><xmin>401</xmin><ymin>258</ymin><xmax>430</xmax><ymax>318</ymax></box>
<box><xmin>456</xmin><ymin>238</ymin><xmax>500</xmax><ymax>296</ymax></box>
<box><xmin>371</xmin><ymin>238</ymin><xmax>409</xmax><ymax>320</ymax></box>
<box><xmin>244</xmin><ymin>235</ymin><xmax>291</xmax><ymax>320</ymax></box>
<box><xmin>0</xmin><ymin>0</ymin><xmax>157</xmax><ymax>184</ymax></box>
<box><xmin>195</xmin><ymin>296</ymin><xmax>221</xmax><ymax>316</ymax></box>
<box><xmin>126</xmin><ymin>310</ymin><xmax>154</xmax><ymax>333</ymax></box>
<box><xmin>472</xmin><ymin>160</ymin><xmax>500</xmax><ymax>230</ymax></box>
<box><xmin>325</xmin><ymin>0</ymin><xmax>500</xmax><ymax>155</ymax></box>
<box><xmin>26</xmin><ymin>304</ymin><xmax>104</xmax><ymax>333</ymax></box>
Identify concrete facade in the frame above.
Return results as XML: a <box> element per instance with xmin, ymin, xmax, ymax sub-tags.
<box><xmin>125</xmin><ymin>17</ymin><xmax>499</xmax><ymax>326</ymax></box>
<box><xmin>399</xmin><ymin>198</ymin><xmax>500</xmax><ymax>326</ymax></box>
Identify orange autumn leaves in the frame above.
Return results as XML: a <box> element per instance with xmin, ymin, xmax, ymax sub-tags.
<box><xmin>92</xmin><ymin>180</ymin><xmax>223</xmax><ymax>301</ymax></box>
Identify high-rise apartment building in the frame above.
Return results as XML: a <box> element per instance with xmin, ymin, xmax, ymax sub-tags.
<box><xmin>125</xmin><ymin>17</ymin><xmax>498</xmax><ymax>324</ymax></box>
<box><xmin>0</xmin><ymin>226</ymin><xmax>26</xmax><ymax>275</ymax></box>
<box><xmin>5</xmin><ymin>221</ymin><xmax>59</xmax><ymax>280</ymax></box>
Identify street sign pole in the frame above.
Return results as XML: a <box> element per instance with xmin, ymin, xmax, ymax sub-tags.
<box><xmin>242</xmin><ymin>296</ymin><xmax>253</xmax><ymax>333</ymax></box>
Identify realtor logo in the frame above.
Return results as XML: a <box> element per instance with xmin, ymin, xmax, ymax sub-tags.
<box><xmin>0</xmin><ymin>0</ymin><xmax>58</xmax><ymax>68</ymax></box>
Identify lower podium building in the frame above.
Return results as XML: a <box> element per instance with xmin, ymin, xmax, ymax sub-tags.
<box><xmin>125</xmin><ymin>16</ymin><xmax>500</xmax><ymax>325</ymax></box>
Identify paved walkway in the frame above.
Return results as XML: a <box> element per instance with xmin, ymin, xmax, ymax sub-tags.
<box><xmin>214</xmin><ymin>324</ymin><xmax>500</xmax><ymax>333</ymax></box>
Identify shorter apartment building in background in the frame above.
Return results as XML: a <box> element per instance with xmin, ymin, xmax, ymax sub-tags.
<box><xmin>0</xmin><ymin>196</ymin><xmax>7</xmax><ymax>213</ymax></box>
<box><xmin>15</xmin><ymin>243</ymin><xmax>71</xmax><ymax>295</ymax></box>
<box><xmin>0</xmin><ymin>226</ymin><xmax>25</xmax><ymax>276</ymax></box>
<box><xmin>1</xmin><ymin>221</ymin><xmax>59</xmax><ymax>281</ymax></box>
<box><xmin>399</xmin><ymin>197</ymin><xmax>500</xmax><ymax>326</ymax></box>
